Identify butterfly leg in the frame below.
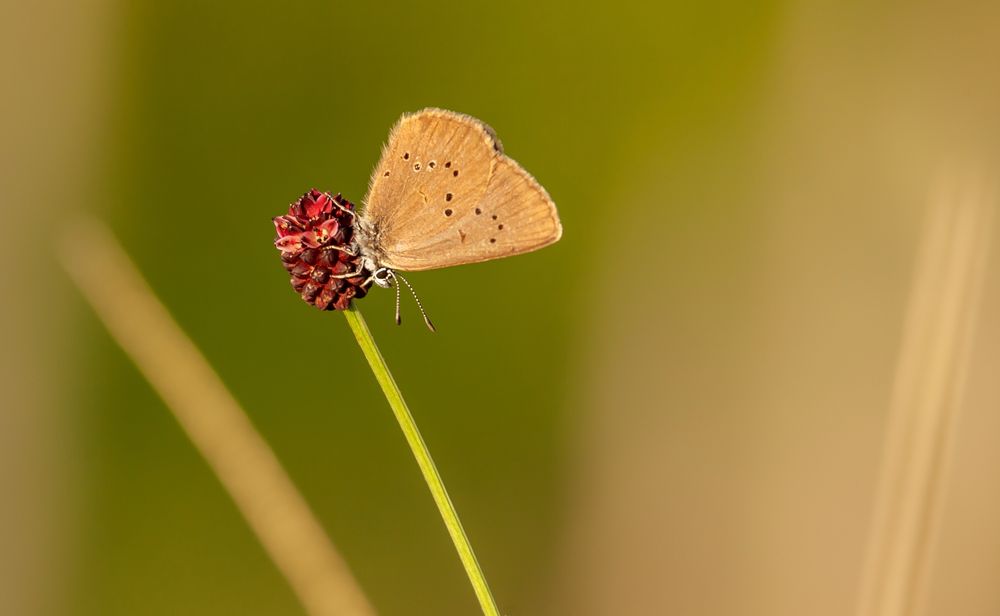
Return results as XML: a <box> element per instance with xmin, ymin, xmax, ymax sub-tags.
<box><xmin>330</xmin><ymin>268</ymin><xmax>366</xmax><ymax>279</ymax></box>
<box><xmin>333</xmin><ymin>202</ymin><xmax>356</xmax><ymax>218</ymax></box>
<box><xmin>322</xmin><ymin>245</ymin><xmax>358</xmax><ymax>257</ymax></box>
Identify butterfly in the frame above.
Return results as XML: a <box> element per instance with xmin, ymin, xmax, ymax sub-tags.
<box><xmin>274</xmin><ymin>108</ymin><xmax>562</xmax><ymax>329</ymax></box>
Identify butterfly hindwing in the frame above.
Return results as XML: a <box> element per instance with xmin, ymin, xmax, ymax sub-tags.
<box><xmin>360</xmin><ymin>108</ymin><xmax>561</xmax><ymax>272</ymax></box>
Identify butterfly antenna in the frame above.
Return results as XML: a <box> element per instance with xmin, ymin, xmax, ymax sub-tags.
<box><xmin>395</xmin><ymin>272</ymin><xmax>436</xmax><ymax>332</ymax></box>
<box><xmin>392</xmin><ymin>272</ymin><xmax>402</xmax><ymax>326</ymax></box>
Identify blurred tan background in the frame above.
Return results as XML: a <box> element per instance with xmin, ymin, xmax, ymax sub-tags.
<box><xmin>3</xmin><ymin>1</ymin><xmax>998</xmax><ymax>615</ymax></box>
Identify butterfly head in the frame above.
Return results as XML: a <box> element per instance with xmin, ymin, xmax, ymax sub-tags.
<box><xmin>371</xmin><ymin>267</ymin><xmax>394</xmax><ymax>289</ymax></box>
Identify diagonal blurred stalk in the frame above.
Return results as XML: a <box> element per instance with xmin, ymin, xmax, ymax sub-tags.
<box><xmin>856</xmin><ymin>169</ymin><xmax>995</xmax><ymax>616</ymax></box>
<box><xmin>58</xmin><ymin>218</ymin><xmax>376</xmax><ymax>616</ymax></box>
<box><xmin>342</xmin><ymin>306</ymin><xmax>501</xmax><ymax>616</ymax></box>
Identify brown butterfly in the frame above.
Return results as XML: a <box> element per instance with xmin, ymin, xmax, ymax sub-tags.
<box><xmin>274</xmin><ymin>108</ymin><xmax>562</xmax><ymax>328</ymax></box>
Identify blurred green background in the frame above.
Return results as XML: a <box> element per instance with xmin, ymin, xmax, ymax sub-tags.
<box><xmin>5</xmin><ymin>1</ymin><xmax>1000</xmax><ymax>615</ymax></box>
<box><xmin>83</xmin><ymin>1</ymin><xmax>776</xmax><ymax>614</ymax></box>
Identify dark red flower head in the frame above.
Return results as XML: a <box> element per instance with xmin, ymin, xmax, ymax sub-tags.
<box><xmin>273</xmin><ymin>189</ymin><xmax>371</xmax><ymax>310</ymax></box>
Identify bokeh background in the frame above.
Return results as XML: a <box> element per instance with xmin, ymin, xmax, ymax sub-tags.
<box><xmin>4</xmin><ymin>1</ymin><xmax>1000</xmax><ymax>615</ymax></box>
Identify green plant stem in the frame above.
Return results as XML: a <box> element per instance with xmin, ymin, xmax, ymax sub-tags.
<box><xmin>343</xmin><ymin>305</ymin><xmax>500</xmax><ymax>616</ymax></box>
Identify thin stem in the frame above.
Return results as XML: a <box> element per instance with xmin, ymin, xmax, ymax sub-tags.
<box><xmin>343</xmin><ymin>305</ymin><xmax>500</xmax><ymax>616</ymax></box>
<box><xmin>59</xmin><ymin>219</ymin><xmax>376</xmax><ymax>616</ymax></box>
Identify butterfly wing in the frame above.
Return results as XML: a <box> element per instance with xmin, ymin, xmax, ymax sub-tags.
<box><xmin>360</xmin><ymin>108</ymin><xmax>561</xmax><ymax>272</ymax></box>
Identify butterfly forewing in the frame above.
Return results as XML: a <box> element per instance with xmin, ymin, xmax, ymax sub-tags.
<box><xmin>361</xmin><ymin>108</ymin><xmax>561</xmax><ymax>272</ymax></box>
